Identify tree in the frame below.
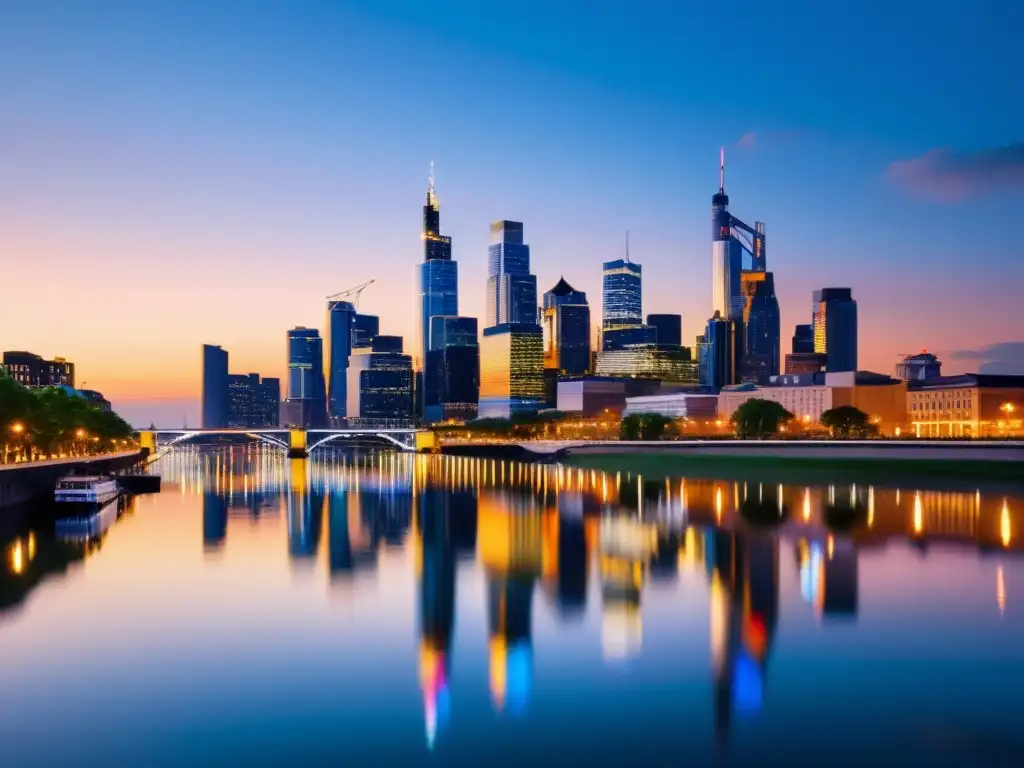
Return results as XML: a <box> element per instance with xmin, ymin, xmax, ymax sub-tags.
<box><xmin>820</xmin><ymin>406</ymin><xmax>875</xmax><ymax>438</ymax></box>
<box><xmin>732</xmin><ymin>399</ymin><xmax>794</xmax><ymax>439</ymax></box>
<box><xmin>620</xmin><ymin>413</ymin><xmax>674</xmax><ymax>441</ymax></box>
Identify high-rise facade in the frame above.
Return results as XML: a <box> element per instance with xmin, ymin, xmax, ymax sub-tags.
<box><xmin>813</xmin><ymin>288</ymin><xmax>858</xmax><ymax>372</ymax></box>
<box><xmin>352</xmin><ymin>313</ymin><xmax>380</xmax><ymax>348</ymax></box>
<box><xmin>542</xmin><ymin>278</ymin><xmax>590</xmax><ymax>376</ymax></box>
<box><xmin>711</xmin><ymin>151</ymin><xmax>744</xmax><ymax>322</ymax></box>
<box><xmin>896</xmin><ymin>352</ymin><xmax>941</xmax><ymax>381</ymax></box>
<box><xmin>201</xmin><ymin>344</ymin><xmax>229</xmax><ymax>428</ymax></box>
<box><xmin>347</xmin><ymin>336</ymin><xmax>414</xmax><ymax>426</ymax></box>
<box><xmin>227</xmin><ymin>373</ymin><xmax>280</xmax><ymax>427</ymax></box>
<box><xmin>486</xmin><ymin>221</ymin><xmax>537</xmax><ymax>327</ymax></box>
<box><xmin>479</xmin><ymin>323</ymin><xmax>545</xmax><ymax>418</ymax></box>
<box><xmin>740</xmin><ymin>271</ymin><xmax>781</xmax><ymax>381</ymax></box>
<box><xmin>646</xmin><ymin>314</ymin><xmax>682</xmax><ymax>347</ymax></box>
<box><xmin>285</xmin><ymin>327</ymin><xmax>327</xmax><ymax>428</ymax></box>
<box><xmin>425</xmin><ymin>316</ymin><xmax>480</xmax><ymax>423</ymax></box>
<box><xmin>698</xmin><ymin>312</ymin><xmax>743</xmax><ymax>390</ymax></box>
<box><xmin>326</xmin><ymin>300</ymin><xmax>356</xmax><ymax>424</ymax></box>
<box><xmin>419</xmin><ymin>169</ymin><xmax>458</xmax><ymax>416</ymax></box>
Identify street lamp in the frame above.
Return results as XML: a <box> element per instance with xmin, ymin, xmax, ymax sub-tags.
<box><xmin>10</xmin><ymin>422</ymin><xmax>24</xmax><ymax>435</ymax></box>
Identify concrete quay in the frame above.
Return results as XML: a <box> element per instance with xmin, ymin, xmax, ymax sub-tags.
<box><xmin>0</xmin><ymin>451</ymin><xmax>147</xmax><ymax>509</ymax></box>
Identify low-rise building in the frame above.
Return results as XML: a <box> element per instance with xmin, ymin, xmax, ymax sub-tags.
<box><xmin>2</xmin><ymin>351</ymin><xmax>75</xmax><ymax>387</ymax></box>
<box><xmin>718</xmin><ymin>371</ymin><xmax>908</xmax><ymax>435</ymax></box>
<box><xmin>557</xmin><ymin>378</ymin><xmax>626</xmax><ymax>417</ymax></box>
<box><xmin>908</xmin><ymin>374</ymin><xmax>1024</xmax><ymax>437</ymax></box>
<box><xmin>623</xmin><ymin>392</ymin><xmax>719</xmax><ymax>419</ymax></box>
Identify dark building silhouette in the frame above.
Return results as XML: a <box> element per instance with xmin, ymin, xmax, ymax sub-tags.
<box><xmin>352</xmin><ymin>313</ymin><xmax>380</xmax><ymax>348</ymax></box>
<box><xmin>285</xmin><ymin>327</ymin><xmax>327</xmax><ymax>428</ymax></box>
<box><xmin>202</xmin><ymin>491</ymin><xmax>227</xmax><ymax>551</ymax></box>
<box><xmin>348</xmin><ymin>337</ymin><xmax>414</xmax><ymax>425</ymax></box>
<box><xmin>227</xmin><ymin>373</ymin><xmax>280</xmax><ymax>427</ymax></box>
<box><xmin>543</xmin><ymin>278</ymin><xmax>591</xmax><ymax>376</ymax></box>
<box><xmin>425</xmin><ymin>316</ymin><xmax>480</xmax><ymax>423</ymax></box>
<box><xmin>647</xmin><ymin>314</ymin><xmax>683</xmax><ymax>347</ymax></box>
<box><xmin>201</xmin><ymin>344</ymin><xmax>229</xmax><ymax>428</ymax></box>
<box><xmin>741</xmin><ymin>272</ymin><xmax>781</xmax><ymax>381</ymax></box>
<box><xmin>792</xmin><ymin>323</ymin><xmax>815</xmax><ymax>354</ymax></box>
<box><xmin>896</xmin><ymin>351</ymin><xmax>941</xmax><ymax>381</ymax></box>
<box><xmin>699</xmin><ymin>312</ymin><xmax>743</xmax><ymax>390</ymax></box>
<box><xmin>326</xmin><ymin>300</ymin><xmax>356</xmax><ymax>423</ymax></box>
<box><xmin>555</xmin><ymin>513</ymin><xmax>588</xmax><ymax>618</ymax></box>
<box><xmin>813</xmin><ymin>288</ymin><xmax>858</xmax><ymax>372</ymax></box>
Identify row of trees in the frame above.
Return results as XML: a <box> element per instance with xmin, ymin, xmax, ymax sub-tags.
<box><xmin>621</xmin><ymin>400</ymin><xmax>877</xmax><ymax>441</ymax></box>
<box><xmin>0</xmin><ymin>372</ymin><xmax>134</xmax><ymax>462</ymax></box>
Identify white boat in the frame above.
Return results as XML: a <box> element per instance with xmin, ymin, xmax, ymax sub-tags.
<box><xmin>54</xmin><ymin>475</ymin><xmax>120</xmax><ymax>506</ymax></box>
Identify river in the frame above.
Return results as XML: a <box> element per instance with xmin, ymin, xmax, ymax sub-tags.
<box><xmin>1</xmin><ymin>446</ymin><xmax>1022</xmax><ymax>766</ymax></box>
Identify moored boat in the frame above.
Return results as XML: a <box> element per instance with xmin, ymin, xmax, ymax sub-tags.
<box><xmin>54</xmin><ymin>475</ymin><xmax>120</xmax><ymax>507</ymax></box>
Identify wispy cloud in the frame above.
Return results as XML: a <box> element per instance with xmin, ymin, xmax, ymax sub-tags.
<box><xmin>946</xmin><ymin>342</ymin><xmax>1024</xmax><ymax>374</ymax></box>
<box><xmin>887</xmin><ymin>143</ymin><xmax>1024</xmax><ymax>202</ymax></box>
<box><xmin>735</xmin><ymin>129</ymin><xmax>805</xmax><ymax>150</ymax></box>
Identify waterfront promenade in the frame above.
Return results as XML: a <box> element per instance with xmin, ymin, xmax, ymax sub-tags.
<box><xmin>0</xmin><ymin>450</ymin><xmax>145</xmax><ymax>509</ymax></box>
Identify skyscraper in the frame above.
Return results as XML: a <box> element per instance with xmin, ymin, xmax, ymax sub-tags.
<box><xmin>740</xmin><ymin>271</ymin><xmax>781</xmax><ymax>381</ymax></box>
<box><xmin>602</xmin><ymin>237</ymin><xmax>657</xmax><ymax>351</ymax></box>
<box><xmin>227</xmin><ymin>373</ymin><xmax>281</xmax><ymax>427</ymax></box>
<box><xmin>201</xmin><ymin>344</ymin><xmax>229</xmax><ymax>428</ymax></box>
<box><xmin>479</xmin><ymin>323</ymin><xmax>545</xmax><ymax>418</ymax></box>
<box><xmin>486</xmin><ymin>221</ymin><xmax>537</xmax><ymax>327</ymax></box>
<box><xmin>698</xmin><ymin>312</ymin><xmax>743</xmax><ymax>390</ymax></box>
<box><xmin>646</xmin><ymin>314</ymin><xmax>682</xmax><ymax>347</ymax></box>
<box><xmin>542</xmin><ymin>277</ymin><xmax>591</xmax><ymax>376</ymax></box>
<box><xmin>326</xmin><ymin>300</ymin><xmax>356</xmax><ymax>424</ymax></box>
<box><xmin>419</xmin><ymin>167</ymin><xmax>459</xmax><ymax>415</ymax></box>
<box><xmin>347</xmin><ymin>336</ymin><xmax>414</xmax><ymax>425</ymax></box>
<box><xmin>813</xmin><ymin>288</ymin><xmax>858</xmax><ymax>372</ymax></box>
<box><xmin>284</xmin><ymin>327</ymin><xmax>327</xmax><ymax>428</ymax></box>
<box><xmin>425</xmin><ymin>316</ymin><xmax>480</xmax><ymax>423</ymax></box>
<box><xmin>711</xmin><ymin>150</ymin><xmax>744</xmax><ymax>321</ymax></box>
<box><xmin>352</xmin><ymin>313</ymin><xmax>379</xmax><ymax>348</ymax></box>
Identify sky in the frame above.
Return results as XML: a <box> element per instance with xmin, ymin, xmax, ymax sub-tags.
<box><xmin>1</xmin><ymin>0</ymin><xmax>1022</xmax><ymax>427</ymax></box>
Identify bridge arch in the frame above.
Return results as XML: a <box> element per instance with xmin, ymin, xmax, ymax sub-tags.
<box><xmin>307</xmin><ymin>432</ymin><xmax>415</xmax><ymax>453</ymax></box>
<box><xmin>155</xmin><ymin>431</ymin><xmax>289</xmax><ymax>451</ymax></box>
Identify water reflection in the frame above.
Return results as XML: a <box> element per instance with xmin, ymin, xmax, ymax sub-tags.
<box><xmin>1</xmin><ymin>446</ymin><xmax>1022</xmax><ymax>763</ymax></box>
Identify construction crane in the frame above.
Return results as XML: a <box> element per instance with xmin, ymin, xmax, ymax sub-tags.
<box><xmin>326</xmin><ymin>279</ymin><xmax>375</xmax><ymax>309</ymax></box>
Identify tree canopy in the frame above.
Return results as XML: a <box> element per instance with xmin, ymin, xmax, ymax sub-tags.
<box><xmin>820</xmin><ymin>406</ymin><xmax>875</xmax><ymax>438</ymax></box>
<box><xmin>731</xmin><ymin>399</ymin><xmax>794</xmax><ymax>439</ymax></box>
<box><xmin>620</xmin><ymin>413</ymin><xmax>675</xmax><ymax>441</ymax></box>
<box><xmin>1</xmin><ymin>372</ymin><xmax>133</xmax><ymax>461</ymax></box>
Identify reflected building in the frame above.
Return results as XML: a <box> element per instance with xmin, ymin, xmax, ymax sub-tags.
<box><xmin>599</xmin><ymin>516</ymin><xmax>656</xmax><ymax>660</ymax></box>
<box><xmin>417</xmin><ymin>490</ymin><xmax>457</xmax><ymax>748</ymax></box>
<box><xmin>287</xmin><ymin>459</ymin><xmax>324</xmax><ymax>564</ymax></box>
<box><xmin>202</xmin><ymin>491</ymin><xmax>227</xmax><ymax>551</ymax></box>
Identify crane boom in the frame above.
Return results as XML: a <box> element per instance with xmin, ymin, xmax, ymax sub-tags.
<box><xmin>326</xmin><ymin>279</ymin><xmax>376</xmax><ymax>308</ymax></box>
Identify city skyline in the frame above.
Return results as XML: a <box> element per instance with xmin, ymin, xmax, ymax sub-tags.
<box><xmin>2</xmin><ymin>1</ymin><xmax>1020</xmax><ymax>426</ymax></box>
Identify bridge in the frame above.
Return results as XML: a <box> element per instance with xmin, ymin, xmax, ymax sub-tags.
<box><xmin>138</xmin><ymin>427</ymin><xmax>435</xmax><ymax>458</ymax></box>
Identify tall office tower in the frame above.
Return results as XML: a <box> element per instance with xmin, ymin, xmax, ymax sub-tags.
<box><xmin>352</xmin><ymin>313</ymin><xmax>380</xmax><ymax>348</ymax></box>
<box><xmin>419</xmin><ymin>167</ymin><xmax>459</xmax><ymax>414</ymax></box>
<box><xmin>285</xmin><ymin>327</ymin><xmax>327</xmax><ymax>428</ymax></box>
<box><xmin>347</xmin><ymin>336</ymin><xmax>414</xmax><ymax>426</ymax></box>
<box><xmin>542</xmin><ymin>277</ymin><xmax>591</xmax><ymax>375</ymax></box>
<box><xmin>258</xmin><ymin>377</ymin><xmax>281</xmax><ymax>426</ymax></box>
<box><xmin>479</xmin><ymin>323</ymin><xmax>545</xmax><ymax>418</ymax></box>
<box><xmin>698</xmin><ymin>312</ymin><xmax>743</xmax><ymax>390</ymax></box>
<box><xmin>740</xmin><ymin>271</ymin><xmax>781</xmax><ymax>381</ymax></box>
<box><xmin>711</xmin><ymin>150</ymin><xmax>744</xmax><ymax>321</ymax></box>
<box><xmin>326</xmin><ymin>300</ymin><xmax>356</xmax><ymax>424</ymax></box>
<box><xmin>486</xmin><ymin>221</ymin><xmax>538</xmax><ymax>327</ymax></box>
<box><xmin>201</xmin><ymin>344</ymin><xmax>229</xmax><ymax>428</ymax></box>
<box><xmin>226</xmin><ymin>373</ymin><xmax>280</xmax><ymax>427</ymax></box>
<box><xmin>812</xmin><ymin>288</ymin><xmax>858</xmax><ymax>372</ymax></box>
<box><xmin>425</xmin><ymin>316</ymin><xmax>480</xmax><ymax>423</ymax></box>
<box><xmin>792</xmin><ymin>324</ymin><xmax>815</xmax><ymax>354</ymax></box>
<box><xmin>646</xmin><ymin>314</ymin><xmax>682</xmax><ymax>347</ymax></box>
<box><xmin>602</xmin><ymin>240</ymin><xmax>656</xmax><ymax>350</ymax></box>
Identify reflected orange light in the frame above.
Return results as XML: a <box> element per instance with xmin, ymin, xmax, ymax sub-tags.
<box><xmin>997</xmin><ymin>565</ymin><xmax>1006</xmax><ymax>616</ymax></box>
<box><xmin>1001</xmin><ymin>499</ymin><xmax>1012</xmax><ymax>548</ymax></box>
<box><xmin>913</xmin><ymin>493</ymin><xmax>923</xmax><ymax>535</ymax></box>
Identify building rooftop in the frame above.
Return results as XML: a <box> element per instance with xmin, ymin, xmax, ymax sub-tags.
<box><xmin>547</xmin><ymin>276</ymin><xmax>578</xmax><ymax>297</ymax></box>
<box><xmin>908</xmin><ymin>374</ymin><xmax>1024</xmax><ymax>390</ymax></box>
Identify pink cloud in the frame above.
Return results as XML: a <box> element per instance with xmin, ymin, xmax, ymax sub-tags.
<box><xmin>887</xmin><ymin>143</ymin><xmax>1024</xmax><ymax>202</ymax></box>
<box><xmin>737</xmin><ymin>131</ymin><xmax>758</xmax><ymax>149</ymax></box>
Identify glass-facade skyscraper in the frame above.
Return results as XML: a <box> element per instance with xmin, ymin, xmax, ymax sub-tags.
<box><xmin>542</xmin><ymin>277</ymin><xmax>590</xmax><ymax>376</ymax></box>
<box><xmin>201</xmin><ymin>344</ymin><xmax>229</xmax><ymax>428</ymax></box>
<box><xmin>352</xmin><ymin>313</ymin><xmax>380</xmax><ymax>349</ymax></box>
<box><xmin>479</xmin><ymin>323</ymin><xmax>545</xmax><ymax>419</ymax></box>
<box><xmin>602</xmin><ymin>255</ymin><xmax>657</xmax><ymax>351</ymax></box>
<box><xmin>286</xmin><ymin>327</ymin><xmax>327</xmax><ymax>428</ymax></box>
<box><xmin>486</xmin><ymin>221</ymin><xmax>537</xmax><ymax>327</ymax></box>
<box><xmin>740</xmin><ymin>271</ymin><xmax>781</xmax><ymax>382</ymax></box>
<box><xmin>792</xmin><ymin>324</ymin><xmax>814</xmax><ymax>354</ymax></box>
<box><xmin>425</xmin><ymin>316</ymin><xmax>480</xmax><ymax>423</ymax></box>
<box><xmin>347</xmin><ymin>336</ymin><xmax>414</xmax><ymax>426</ymax></box>
<box><xmin>698</xmin><ymin>312</ymin><xmax>743</xmax><ymax>390</ymax></box>
<box><xmin>813</xmin><ymin>288</ymin><xmax>858</xmax><ymax>372</ymax></box>
<box><xmin>419</xmin><ymin>169</ymin><xmax>458</xmax><ymax>416</ymax></box>
<box><xmin>326</xmin><ymin>300</ymin><xmax>356</xmax><ymax>424</ymax></box>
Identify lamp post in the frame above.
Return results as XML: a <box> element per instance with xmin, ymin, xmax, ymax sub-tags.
<box><xmin>6</xmin><ymin>422</ymin><xmax>25</xmax><ymax>464</ymax></box>
<box><xmin>1002</xmin><ymin>402</ymin><xmax>1017</xmax><ymax>436</ymax></box>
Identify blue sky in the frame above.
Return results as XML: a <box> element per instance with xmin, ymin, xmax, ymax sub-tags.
<box><xmin>1</xmin><ymin>0</ymin><xmax>1021</xmax><ymax>425</ymax></box>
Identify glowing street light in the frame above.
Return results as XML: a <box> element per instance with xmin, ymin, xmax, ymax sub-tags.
<box><xmin>10</xmin><ymin>422</ymin><xmax>24</xmax><ymax>435</ymax></box>
<box><xmin>75</xmin><ymin>428</ymin><xmax>86</xmax><ymax>439</ymax></box>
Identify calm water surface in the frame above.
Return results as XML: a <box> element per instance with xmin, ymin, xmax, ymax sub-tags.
<box><xmin>1</xmin><ymin>448</ymin><xmax>1023</xmax><ymax>767</ymax></box>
